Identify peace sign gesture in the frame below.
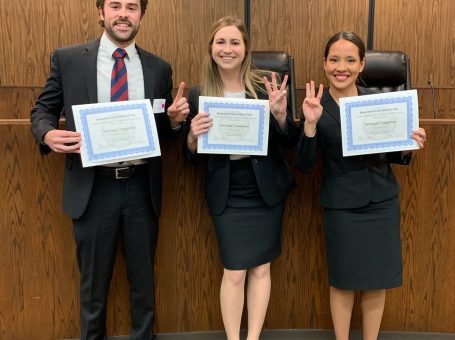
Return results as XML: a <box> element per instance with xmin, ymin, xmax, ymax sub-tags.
<box><xmin>264</xmin><ymin>72</ymin><xmax>288</xmax><ymax>127</ymax></box>
<box><xmin>167</xmin><ymin>82</ymin><xmax>189</xmax><ymax>128</ymax></box>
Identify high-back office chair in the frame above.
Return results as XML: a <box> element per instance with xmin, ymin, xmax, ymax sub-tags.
<box><xmin>251</xmin><ymin>51</ymin><xmax>297</xmax><ymax>119</ymax></box>
<box><xmin>356</xmin><ymin>50</ymin><xmax>411</xmax><ymax>93</ymax></box>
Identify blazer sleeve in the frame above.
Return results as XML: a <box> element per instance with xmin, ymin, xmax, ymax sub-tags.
<box><xmin>153</xmin><ymin>61</ymin><xmax>180</xmax><ymax>139</ymax></box>
<box><xmin>294</xmin><ymin>118</ymin><xmax>318</xmax><ymax>173</ymax></box>
<box><xmin>269</xmin><ymin>107</ymin><xmax>299</xmax><ymax>149</ymax></box>
<box><xmin>30</xmin><ymin>51</ymin><xmax>64</xmax><ymax>155</ymax></box>
<box><xmin>182</xmin><ymin>86</ymin><xmax>201</xmax><ymax>162</ymax></box>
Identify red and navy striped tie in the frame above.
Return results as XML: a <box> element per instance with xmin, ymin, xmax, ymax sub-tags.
<box><xmin>111</xmin><ymin>48</ymin><xmax>128</xmax><ymax>101</ymax></box>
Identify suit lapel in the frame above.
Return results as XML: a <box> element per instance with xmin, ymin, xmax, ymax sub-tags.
<box><xmin>322</xmin><ymin>90</ymin><xmax>341</xmax><ymax>125</ymax></box>
<box><xmin>137</xmin><ymin>45</ymin><xmax>155</xmax><ymax>100</ymax></box>
<box><xmin>82</xmin><ymin>39</ymin><xmax>100</xmax><ymax>103</ymax></box>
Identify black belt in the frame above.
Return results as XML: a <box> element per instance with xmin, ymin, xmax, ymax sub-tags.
<box><xmin>96</xmin><ymin>164</ymin><xmax>146</xmax><ymax>179</ymax></box>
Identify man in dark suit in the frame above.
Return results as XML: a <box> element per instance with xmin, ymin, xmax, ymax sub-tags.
<box><xmin>30</xmin><ymin>0</ymin><xmax>188</xmax><ymax>339</ymax></box>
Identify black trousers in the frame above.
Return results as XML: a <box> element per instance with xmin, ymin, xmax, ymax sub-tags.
<box><xmin>73</xmin><ymin>165</ymin><xmax>158</xmax><ymax>340</ymax></box>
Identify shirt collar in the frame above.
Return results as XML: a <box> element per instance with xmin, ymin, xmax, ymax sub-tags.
<box><xmin>100</xmin><ymin>32</ymin><xmax>137</xmax><ymax>59</ymax></box>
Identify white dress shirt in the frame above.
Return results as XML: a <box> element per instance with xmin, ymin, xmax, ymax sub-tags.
<box><xmin>97</xmin><ymin>33</ymin><xmax>146</xmax><ymax>166</ymax></box>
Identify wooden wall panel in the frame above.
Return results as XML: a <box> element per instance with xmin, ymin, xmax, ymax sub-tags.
<box><xmin>0</xmin><ymin>0</ymin><xmax>243</xmax><ymax>87</ymax></box>
<box><xmin>374</xmin><ymin>0</ymin><xmax>455</xmax><ymax>88</ymax></box>
<box><xmin>0</xmin><ymin>0</ymin><xmax>100</xmax><ymax>86</ymax></box>
<box><xmin>136</xmin><ymin>0</ymin><xmax>244</xmax><ymax>88</ymax></box>
<box><xmin>1</xmin><ymin>120</ymin><xmax>454</xmax><ymax>338</ymax></box>
<box><xmin>386</xmin><ymin>120</ymin><xmax>455</xmax><ymax>331</ymax></box>
<box><xmin>249</xmin><ymin>0</ymin><xmax>370</xmax><ymax>88</ymax></box>
<box><xmin>0</xmin><ymin>87</ymin><xmax>43</xmax><ymax>119</ymax></box>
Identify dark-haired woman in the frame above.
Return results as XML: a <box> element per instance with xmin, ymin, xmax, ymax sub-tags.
<box><xmin>295</xmin><ymin>31</ymin><xmax>426</xmax><ymax>340</ymax></box>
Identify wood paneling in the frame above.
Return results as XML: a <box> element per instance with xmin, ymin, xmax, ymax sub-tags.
<box><xmin>136</xmin><ymin>0</ymin><xmax>244</xmax><ymax>88</ymax></box>
<box><xmin>387</xmin><ymin>120</ymin><xmax>455</xmax><ymax>331</ymax></box>
<box><xmin>0</xmin><ymin>0</ymin><xmax>100</xmax><ymax>86</ymax></box>
<box><xmin>249</xmin><ymin>0</ymin><xmax>370</xmax><ymax>87</ymax></box>
<box><xmin>0</xmin><ymin>87</ymin><xmax>43</xmax><ymax>119</ymax></box>
<box><xmin>374</xmin><ymin>0</ymin><xmax>455</xmax><ymax>87</ymax></box>
<box><xmin>0</xmin><ymin>0</ymin><xmax>243</xmax><ymax>87</ymax></box>
<box><xmin>1</xmin><ymin>120</ymin><xmax>454</xmax><ymax>338</ymax></box>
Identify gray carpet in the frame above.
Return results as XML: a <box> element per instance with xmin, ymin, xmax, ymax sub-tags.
<box><xmin>92</xmin><ymin>329</ymin><xmax>455</xmax><ymax>340</ymax></box>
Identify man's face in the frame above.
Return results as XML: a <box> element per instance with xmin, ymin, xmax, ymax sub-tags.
<box><xmin>99</xmin><ymin>0</ymin><xmax>142</xmax><ymax>47</ymax></box>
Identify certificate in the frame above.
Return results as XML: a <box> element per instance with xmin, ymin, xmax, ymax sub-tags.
<box><xmin>339</xmin><ymin>90</ymin><xmax>419</xmax><ymax>157</ymax></box>
<box><xmin>197</xmin><ymin>96</ymin><xmax>270</xmax><ymax>155</ymax></box>
<box><xmin>72</xmin><ymin>99</ymin><xmax>161</xmax><ymax>167</ymax></box>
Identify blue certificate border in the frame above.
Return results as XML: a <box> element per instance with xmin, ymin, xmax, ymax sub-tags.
<box><xmin>201</xmin><ymin>101</ymin><xmax>266</xmax><ymax>152</ymax></box>
<box><xmin>344</xmin><ymin>95</ymin><xmax>414</xmax><ymax>152</ymax></box>
<box><xmin>79</xmin><ymin>103</ymin><xmax>156</xmax><ymax>161</ymax></box>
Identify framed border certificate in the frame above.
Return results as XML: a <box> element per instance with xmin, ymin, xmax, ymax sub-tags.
<box><xmin>339</xmin><ymin>90</ymin><xmax>419</xmax><ymax>157</ymax></box>
<box><xmin>197</xmin><ymin>96</ymin><xmax>270</xmax><ymax>155</ymax></box>
<box><xmin>72</xmin><ymin>99</ymin><xmax>161</xmax><ymax>167</ymax></box>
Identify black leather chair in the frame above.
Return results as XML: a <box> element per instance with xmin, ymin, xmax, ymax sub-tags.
<box><xmin>357</xmin><ymin>50</ymin><xmax>411</xmax><ymax>93</ymax></box>
<box><xmin>251</xmin><ymin>51</ymin><xmax>297</xmax><ymax>119</ymax></box>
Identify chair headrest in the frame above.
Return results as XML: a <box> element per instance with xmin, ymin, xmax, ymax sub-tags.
<box><xmin>251</xmin><ymin>51</ymin><xmax>291</xmax><ymax>74</ymax></box>
<box><xmin>357</xmin><ymin>50</ymin><xmax>409</xmax><ymax>89</ymax></box>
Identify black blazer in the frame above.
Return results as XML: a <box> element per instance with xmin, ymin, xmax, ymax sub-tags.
<box><xmin>295</xmin><ymin>88</ymin><xmax>411</xmax><ymax>209</ymax></box>
<box><xmin>30</xmin><ymin>39</ymin><xmax>175</xmax><ymax>219</ymax></box>
<box><xmin>184</xmin><ymin>86</ymin><xmax>299</xmax><ymax>215</ymax></box>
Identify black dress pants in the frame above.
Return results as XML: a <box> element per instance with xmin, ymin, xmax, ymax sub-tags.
<box><xmin>73</xmin><ymin>165</ymin><xmax>158</xmax><ymax>340</ymax></box>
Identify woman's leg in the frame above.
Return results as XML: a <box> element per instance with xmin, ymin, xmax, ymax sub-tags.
<box><xmin>220</xmin><ymin>268</ymin><xmax>247</xmax><ymax>340</ymax></box>
<box><xmin>330</xmin><ymin>286</ymin><xmax>355</xmax><ymax>340</ymax></box>
<box><xmin>246</xmin><ymin>262</ymin><xmax>271</xmax><ymax>340</ymax></box>
<box><xmin>361</xmin><ymin>289</ymin><xmax>386</xmax><ymax>340</ymax></box>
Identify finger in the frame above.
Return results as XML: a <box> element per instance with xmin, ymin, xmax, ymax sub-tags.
<box><xmin>305</xmin><ymin>82</ymin><xmax>311</xmax><ymax>99</ymax></box>
<box><xmin>62</xmin><ymin>131</ymin><xmax>81</xmax><ymax>137</ymax></box>
<box><xmin>317</xmin><ymin>84</ymin><xmax>324</xmax><ymax>100</ymax></box>
<box><xmin>279</xmin><ymin>75</ymin><xmax>288</xmax><ymax>91</ymax></box>
<box><xmin>263</xmin><ymin>76</ymin><xmax>273</xmax><ymax>94</ymax></box>
<box><xmin>174</xmin><ymin>82</ymin><xmax>185</xmax><ymax>101</ymax></box>
<box><xmin>278</xmin><ymin>89</ymin><xmax>287</xmax><ymax>101</ymax></box>
<box><xmin>271</xmin><ymin>72</ymin><xmax>278</xmax><ymax>90</ymax></box>
<box><xmin>174</xmin><ymin>99</ymin><xmax>189</xmax><ymax>112</ymax></box>
<box><xmin>310</xmin><ymin>80</ymin><xmax>315</xmax><ymax>98</ymax></box>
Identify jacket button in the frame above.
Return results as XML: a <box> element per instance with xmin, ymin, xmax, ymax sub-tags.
<box><xmin>253</xmin><ymin>158</ymin><xmax>258</xmax><ymax>164</ymax></box>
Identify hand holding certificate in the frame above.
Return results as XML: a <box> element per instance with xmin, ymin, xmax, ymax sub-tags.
<box><xmin>72</xmin><ymin>99</ymin><xmax>161</xmax><ymax>167</ymax></box>
<box><xmin>197</xmin><ymin>96</ymin><xmax>270</xmax><ymax>155</ymax></box>
<box><xmin>339</xmin><ymin>90</ymin><xmax>420</xmax><ymax>156</ymax></box>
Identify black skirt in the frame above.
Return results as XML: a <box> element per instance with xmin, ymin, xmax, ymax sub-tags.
<box><xmin>211</xmin><ymin>158</ymin><xmax>284</xmax><ymax>270</ymax></box>
<box><xmin>324</xmin><ymin>196</ymin><xmax>402</xmax><ymax>290</ymax></box>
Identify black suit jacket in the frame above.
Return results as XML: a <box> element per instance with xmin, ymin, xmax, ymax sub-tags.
<box><xmin>30</xmin><ymin>39</ymin><xmax>175</xmax><ymax>219</ymax></box>
<box><xmin>295</xmin><ymin>88</ymin><xmax>411</xmax><ymax>209</ymax></box>
<box><xmin>184</xmin><ymin>86</ymin><xmax>299</xmax><ymax>215</ymax></box>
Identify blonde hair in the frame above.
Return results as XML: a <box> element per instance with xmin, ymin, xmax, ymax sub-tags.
<box><xmin>201</xmin><ymin>16</ymin><xmax>267</xmax><ymax>98</ymax></box>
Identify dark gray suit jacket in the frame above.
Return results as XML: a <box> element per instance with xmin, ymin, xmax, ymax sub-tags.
<box><xmin>184</xmin><ymin>86</ymin><xmax>299</xmax><ymax>215</ymax></box>
<box><xmin>295</xmin><ymin>88</ymin><xmax>411</xmax><ymax>209</ymax></box>
<box><xmin>30</xmin><ymin>39</ymin><xmax>175</xmax><ymax>219</ymax></box>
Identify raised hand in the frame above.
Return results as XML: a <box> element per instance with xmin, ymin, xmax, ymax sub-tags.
<box><xmin>43</xmin><ymin>129</ymin><xmax>81</xmax><ymax>153</ymax></box>
<box><xmin>167</xmin><ymin>82</ymin><xmax>189</xmax><ymax>127</ymax></box>
<box><xmin>264</xmin><ymin>72</ymin><xmax>288</xmax><ymax>127</ymax></box>
<box><xmin>302</xmin><ymin>81</ymin><xmax>323</xmax><ymax>137</ymax></box>
<box><xmin>302</xmin><ymin>81</ymin><xmax>324</xmax><ymax>124</ymax></box>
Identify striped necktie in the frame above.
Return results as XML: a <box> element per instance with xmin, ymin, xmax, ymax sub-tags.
<box><xmin>111</xmin><ymin>48</ymin><xmax>128</xmax><ymax>101</ymax></box>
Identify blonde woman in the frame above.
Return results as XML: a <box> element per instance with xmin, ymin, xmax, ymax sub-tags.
<box><xmin>184</xmin><ymin>16</ymin><xmax>298</xmax><ymax>340</ymax></box>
